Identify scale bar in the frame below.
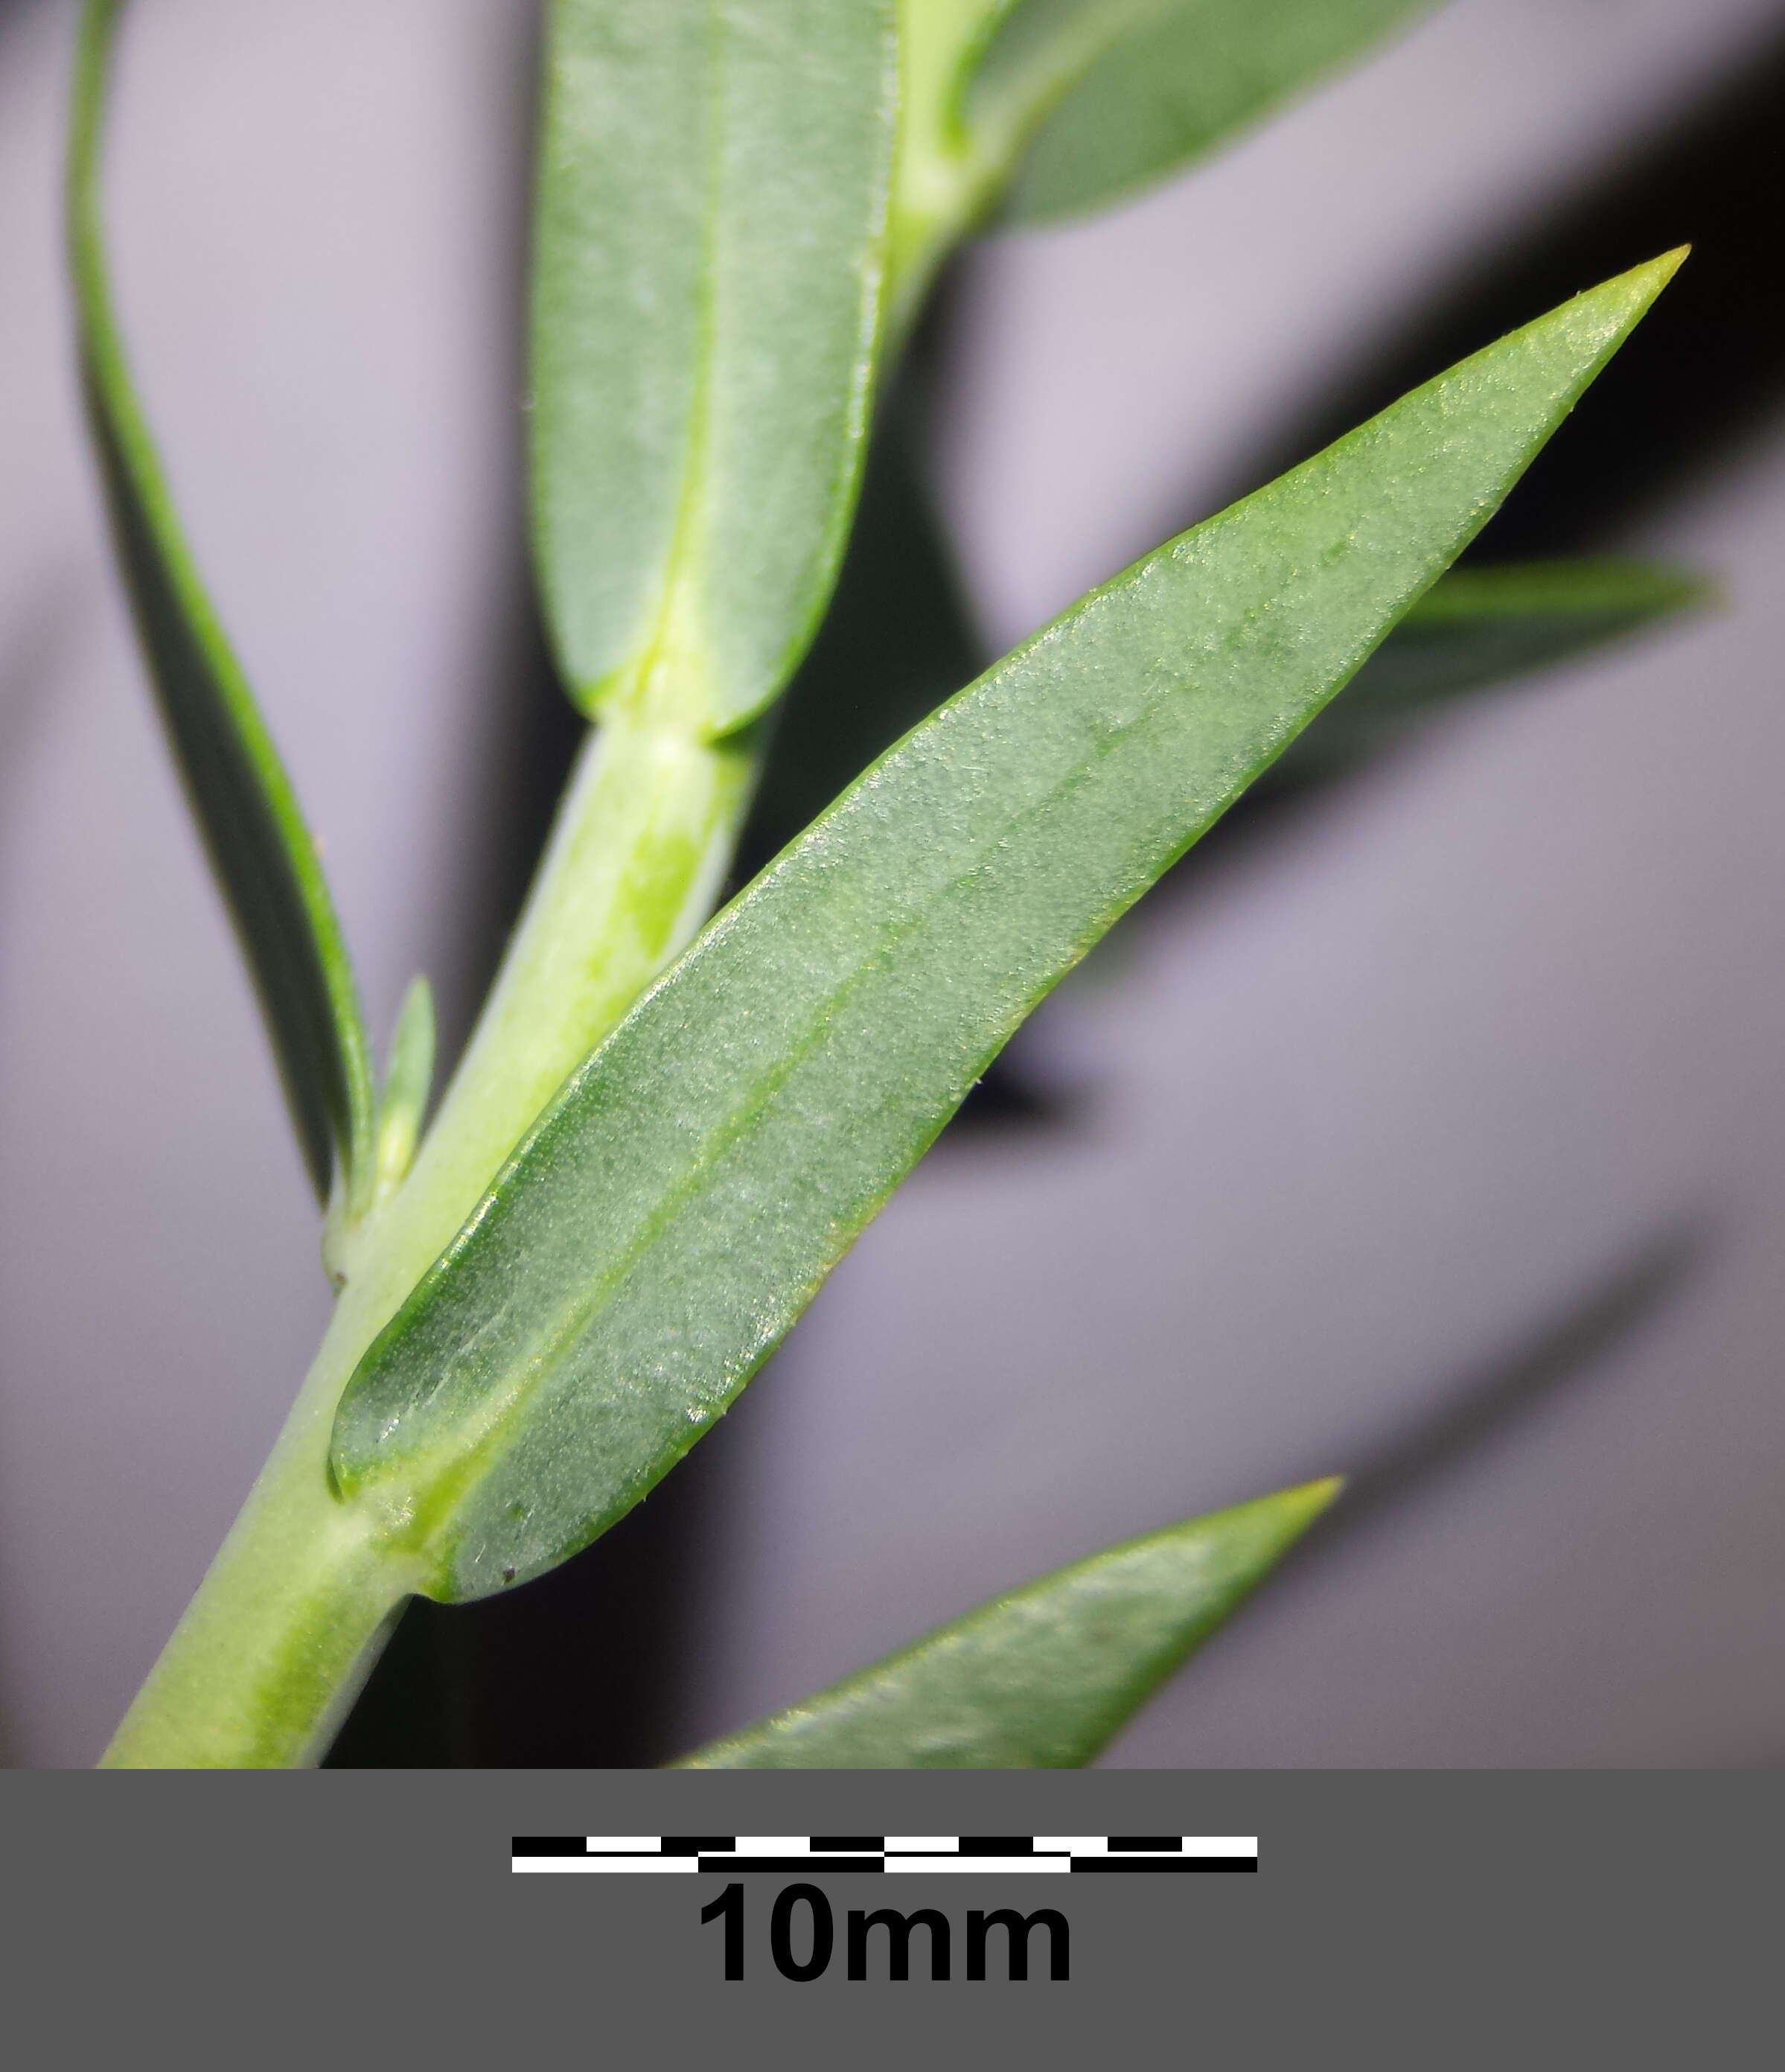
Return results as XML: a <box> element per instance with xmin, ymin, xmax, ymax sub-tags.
<box><xmin>511</xmin><ymin>1834</ymin><xmax>1258</xmax><ymax>1875</ymax></box>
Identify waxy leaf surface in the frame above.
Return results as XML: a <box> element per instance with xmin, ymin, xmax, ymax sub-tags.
<box><xmin>332</xmin><ymin>259</ymin><xmax>1679</xmax><ymax>1601</ymax></box>
<box><xmin>69</xmin><ymin>0</ymin><xmax>373</xmax><ymax>1204</ymax></box>
<box><xmin>530</xmin><ymin>0</ymin><xmax>897</xmax><ymax>733</ymax></box>
<box><xmin>681</xmin><ymin>1481</ymin><xmax>1338</xmax><ymax>1767</ymax></box>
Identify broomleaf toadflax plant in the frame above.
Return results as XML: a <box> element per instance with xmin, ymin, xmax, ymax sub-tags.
<box><xmin>68</xmin><ymin>0</ymin><xmax>1690</xmax><ymax>1768</ymax></box>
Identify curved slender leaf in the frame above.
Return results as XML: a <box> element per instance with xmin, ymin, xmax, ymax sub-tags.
<box><xmin>68</xmin><ymin>0</ymin><xmax>374</xmax><ymax>1207</ymax></box>
<box><xmin>989</xmin><ymin>0</ymin><xmax>1434</xmax><ymax>226</ymax></box>
<box><xmin>678</xmin><ymin>1479</ymin><xmax>1338</xmax><ymax>1767</ymax></box>
<box><xmin>332</xmin><ymin>257</ymin><xmax>1680</xmax><ymax>1601</ymax></box>
<box><xmin>529</xmin><ymin>0</ymin><xmax>898</xmax><ymax>733</ymax></box>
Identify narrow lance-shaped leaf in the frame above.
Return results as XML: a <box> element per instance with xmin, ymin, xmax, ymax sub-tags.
<box><xmin>1282</xmin><ymin>556</ymin><xmax>1709</xmax><ymax>777</ymax></box>
<box><xmin>68</xmin><ymin>0</ymin><xmax>374</xmax><ymax>1207</ymax></box>
<box><xmin>678</xmin><ymin>1479</ymin><xmax>1338</xmax><ymax>1768</ymax></box>
<box><xmin>332</xmin><ymin>256</ymin><xmax>1681</xmax><ymax>1601</ymax></box>
<box><xmin>531</xmin><ymin>0</ymin><xmax>897</xmax><ymax>734</ymax></box>
<box><xmin>990</xmin><ymin>0</ymin><xmax>1436</xmax><ymax>225</ymax></box>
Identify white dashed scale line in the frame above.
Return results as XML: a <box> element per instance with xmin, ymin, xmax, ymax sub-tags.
<box><xmin>511</xmin><ymin>1834</ymin><xmax>1257</xmax><ymax>1874</ymax></box>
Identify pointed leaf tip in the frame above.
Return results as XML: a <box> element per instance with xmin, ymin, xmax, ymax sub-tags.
<box><xmin>676</xmin><ymin>1478</ymin><xmax>1343</xmax><ymax>1769</ymax></box>
<box><xmin>1618</xmin><ymin>244</ymin><xmax>1689</xmax><ymax>307</ymax></box>
<box><xmin>1572</xmin><ymin>248</ymin><xmax>1689</xmax><ymax>348</ymax></box>
<box><xmin>1518</xmin><ymin>249</ymin><xmax>1683</xmax><ymax>376</ymax></box>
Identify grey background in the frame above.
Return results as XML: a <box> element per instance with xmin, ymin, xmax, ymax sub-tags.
<box><xmin>0</xmin><ymin>1771</ymin><xmax>1772</xmax><ymax>2062</ymax></box>
<box><xmin>2</xmin><ymin>0</ymin><xmax>1784</xmax><ymax>1766</ymax></box>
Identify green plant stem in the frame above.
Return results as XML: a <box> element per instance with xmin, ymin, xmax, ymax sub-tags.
<box><xmin>103</xmin><ymin>711</ymin><xmax>756</xmax><ymax>1766</ymax></box>
<box><xmin>99</xmin><ymin>1313</ymin><xmax>420</xmax><ymax>1767</ymax></box>
<box><xmin>331</xmin><ymin>710</ymin><xmax>758</xmax><ymax>1313</ymax></box>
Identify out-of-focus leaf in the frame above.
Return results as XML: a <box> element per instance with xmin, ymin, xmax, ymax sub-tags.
<box><xmin>330</xmin><ymin>258</ymin><xmax>1680</xmax><ymax>1602</ymax></box>
<box><xmin>991</xmin><ymin>0</ymin><xmax>1434</xmax><ymax>226</ymax></box>
<box><xmin>1348</xmin><ymin>558</ymin><xmax>1707</xmax><ymax>713</ymax></box>
<box><xmin>890</xmin><ymin>1</ymin><xmax>1429</xmax><ymax>325</ymax></box>
<box><xmin>68</xmin><ymin>0</ymin><xmax>374</xmax><ymax>1208</ymax></box>
<box><xmin>1281</xmin><ymin>556</ymin><xmax>1710</xmax><ymax>777</ymax></box>
<box><xmin>529</xmin><ymin>0</ymin><xmax>897</xmax><ymax>734</ymax></box>
<box><xmin>679</xmin><ymin>1479</ymin><xmax>1338</xmax><ymax>1767</ymax></box>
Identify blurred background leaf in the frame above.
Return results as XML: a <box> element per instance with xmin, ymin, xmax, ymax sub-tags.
<box><xmin>989</xmin><ymin>0</ymin><xmax>1434</xmax><ymax>225</ymax></box>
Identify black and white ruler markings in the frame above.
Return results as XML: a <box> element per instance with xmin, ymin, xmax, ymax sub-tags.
<box><xmin>511</xmin><ymin>1834</ymin><xmax>1257</xmax><ymax>1875</ymax></box>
